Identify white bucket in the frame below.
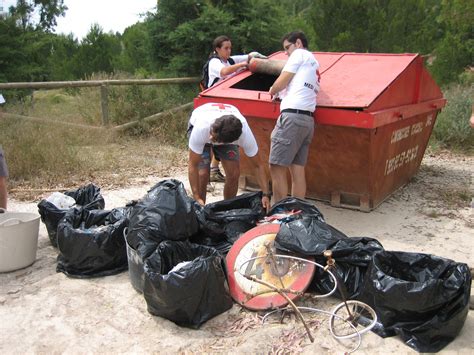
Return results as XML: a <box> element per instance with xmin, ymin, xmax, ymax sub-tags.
<box><xmin>0</xmin><ymin>208</ymin><xmax>40</xmax><ymax>272</ymax></box>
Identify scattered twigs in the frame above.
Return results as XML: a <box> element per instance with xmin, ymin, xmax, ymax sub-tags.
<box><xmin>243</xmin><ymin>288</ymin><xmax>303</xmax><ymax>302</ymax></box>
<box><xmin>241</xmin><ymin>273</ymin><xmax>315</xmax><ymax>343</ymax></box>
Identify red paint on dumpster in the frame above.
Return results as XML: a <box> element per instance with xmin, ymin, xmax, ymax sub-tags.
<box><xmin>195</xmin><ymin>51</ymin><xmax>446</xmax><ymax>210</ymax></box>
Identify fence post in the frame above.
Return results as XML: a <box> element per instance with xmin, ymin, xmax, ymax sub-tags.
<box><xmin>100</xmin><ymin>84</ymin><xmax>109</xmax><ymax>126</ymax></box>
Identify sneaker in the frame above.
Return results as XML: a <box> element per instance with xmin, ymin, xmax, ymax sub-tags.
<box><xmin>210</xmin><ymin>168</ymin><xmax>226</xmax><ymax>183</ymax></box>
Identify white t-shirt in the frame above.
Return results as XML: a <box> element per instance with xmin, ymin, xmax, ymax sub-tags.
<box><xmin>208</xmin><ymin>54</ymin><xmax>248</xmax><ymax>88</ymax></box>
<box><xmin>188</xmin><ymin>103</ymin><xmax>258</xmax><ymax>157</ymax></box>
<box><xmin>280</xmin><ymin>49</ymin><xmax>320</xmax><ymax>112</ymax></box>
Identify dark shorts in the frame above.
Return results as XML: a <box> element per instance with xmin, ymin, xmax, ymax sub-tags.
<box><xmin>200</xmin><ymin>144</ymin><xmax>240</xmax><ymax>170</ymax></box>
<box><xmin>0</xmin><ymin>147</ymin><xmax>8</xmax><ymax>177</ymax></box>
<box><xmin>269</xmin><ymin>111</ymin><xmax>314</xmax><ymax>166</ymax></box>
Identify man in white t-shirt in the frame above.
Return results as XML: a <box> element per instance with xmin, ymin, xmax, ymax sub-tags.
<box><xmin>188</xmin><ymin>102</ymin><xmax>270</xmax><ymax>210</ymax></box>
<box><xmin>268</xmin><ymin>31</ymin><xmax>320</xmax><ymax>203</ymax></box>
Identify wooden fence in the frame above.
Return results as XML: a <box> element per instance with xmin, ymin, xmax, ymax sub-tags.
<box><xmin>0</xmin><ymin>77</ymin><xmax>200</xmax><ymax>128</ymax></box>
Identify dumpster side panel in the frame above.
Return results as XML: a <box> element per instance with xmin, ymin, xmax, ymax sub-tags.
<box><xmin>238</xmin><ymin>116</ymin><xmax>273</xmax><ymax>189</ymax></box>
<box><xmin>306</xmin><ymin>125</ymin><xmax>371</xmax><ymax>209</ymax></box>
<box><xmin>370</xmin><ymin>110</ymin><xmax>438</xmax><ymax>208</ymax></box>
<box><xmin>239</xmin><ymin>114</ymin><xmax>373</xmax><ymax>210</ymax></box>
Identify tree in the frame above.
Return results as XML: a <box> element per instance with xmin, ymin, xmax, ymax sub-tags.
<box><xmin>115</xmin><ymin>22</ymin><xmax>153</xmax><ymax>74</ymax></box>
<box><xmin>430</xmin><ymin>0</ymin><xmax>474</xmax><ymax>84</ymax></box>
<box><xmin>72</xmin><ymin>24</ymin><xmax>121</xmax><ymax>77</ymax></box>
<box><xmin>0</xmin><ymin>0</ymin><xmax>67</xmax><ymax>82</ymax></box>
<box><xmin>9</xmin><ymin>0</ymin><xmax>67</xmax><ymax>31</ymax></box>
<box><xmin>47</xmin><ymin>33</ymin><xmax>79</xmax><ymax>80</ymax></box>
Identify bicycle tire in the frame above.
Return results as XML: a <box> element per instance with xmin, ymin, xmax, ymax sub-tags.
<box><xmin>329</xmin><ymin>300</ymin><xmax>377</xmax><ymax>339</ymax></box>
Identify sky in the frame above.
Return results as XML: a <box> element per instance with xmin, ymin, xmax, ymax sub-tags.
<box><xmin>51</xmin><ymin>0</ymin><xmax>157</xmax><ymax>40</ymax></box>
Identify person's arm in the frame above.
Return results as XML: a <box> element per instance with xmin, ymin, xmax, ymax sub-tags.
<box><xmin>220</xmin><ymin>61</ymin><xmax>248</xmax><ymax>77</ymax></box>
<box><xmin>188</xmin><ymin>150</ymin><xmax>204</xmax><ymax>205</ymax></box>
<box><xmin>269</xmin><ymin>71</ymin><xmax>295</xmax><ymax>95</ymax></box>
<box><xmin>247</xmin><ymin>152</ymin><xmax>271</xmax><ymax>212</ymax></box>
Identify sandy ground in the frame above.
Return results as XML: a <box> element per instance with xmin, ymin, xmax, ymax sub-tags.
<box><xmin>1</xmin><ymin>151</ymin><xmax>473</xmax><ymax>354</ymax></box>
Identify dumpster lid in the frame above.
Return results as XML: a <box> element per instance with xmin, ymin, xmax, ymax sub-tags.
<box><xmin>200</xmin><ymin>52</ymin><xmax>442</xmax><ymax>110</ymax></box>
<box><xmin>315</xmin><ymin>52</ymin><xmax>418</xmax><ymax>108</ymax></box>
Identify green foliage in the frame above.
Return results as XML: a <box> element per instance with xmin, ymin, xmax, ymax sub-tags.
<box><xmin>72</xmin><ymin>24</ymin><xmax>121</xmax><ymax>78</ymax></box>
<box><xmin>115</xmin><ymin>22</ymin><xmax>153</xmax><ymax>74</ymax></box>
<box><xmin>308</xmin><ymin>0</ymin><xmax>442</xmax><ymax>53</ymax></box>
<box><xmin>9</xmin><ymin>0</ymin><xmax>67</xmax><ymax>31</ymax></box>
<box><xmin>429</xmin><ymin>0</ymin><xmax>474</xmax><ymax>85</ymax></box>
<box><xmin>47</xmin><ymin>34</ymin><xmax>79</xmax><ymax>80</ymax></box>
<box><xmin>431</xmin><ymin>83</ymin><xmax>474</xmax><ymax>150</ymax></box>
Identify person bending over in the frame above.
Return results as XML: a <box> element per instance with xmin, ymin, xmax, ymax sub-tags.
<box><xmin>187</xmin><ymin>102</ymin><xmax>270</xmax><ymax>210</ymax></box>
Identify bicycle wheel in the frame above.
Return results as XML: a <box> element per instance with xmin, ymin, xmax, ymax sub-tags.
<box><xmin>329</xmin><ymin>300</ymin><xmax>377</xmax><ymax>339</ymax></box>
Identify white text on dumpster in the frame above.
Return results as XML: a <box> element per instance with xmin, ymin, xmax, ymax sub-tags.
<box><xmin>384</xmin><ymin>145</ymin><xmax>419</xmax><ymax>176</ymax></box>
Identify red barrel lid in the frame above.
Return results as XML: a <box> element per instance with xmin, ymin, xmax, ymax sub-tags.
<box><xmin>226</xmin><ymin>223</ymin><xmax>315</xmax><ymax>311</ymax></box>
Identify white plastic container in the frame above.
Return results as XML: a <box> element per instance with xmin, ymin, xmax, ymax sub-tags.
<box><xmin>0</xmin><ymin>209</ymin><xmax>40</xmax><ymax>272</ymax></box>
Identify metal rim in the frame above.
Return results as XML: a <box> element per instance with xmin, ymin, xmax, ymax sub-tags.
<box><xmin>328</xmin><ymin>300</ymin><xmax>377</xmax><ymax>339</ymax></box>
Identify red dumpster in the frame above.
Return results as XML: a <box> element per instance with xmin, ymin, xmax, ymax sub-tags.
<box><xmin>194</xmin><ymin>52</ymin><xmax>446</xmax><ymax>211</ymax></box>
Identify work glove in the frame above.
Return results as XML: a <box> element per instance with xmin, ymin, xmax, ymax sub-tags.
<box><xmin>248</xmin><ymin>51</ymin><xmax>268</xmax><ymax>62</ymax></box>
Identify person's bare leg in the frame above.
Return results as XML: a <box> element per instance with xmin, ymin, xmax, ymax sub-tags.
<box><xmin>210</xmin><ymin>154</ymin><xmax>225</xmax><ymax>182</ymax></box>
<box><xmin>270</xmin><ymin>164</ymin><xmax>288</xmax><ymax>203</ymax></box>
<box><xmin>198</xmin><ymin>168</ymin><xmax>210</xmax><ymax>203</ymax></box>
<box><xmin>289</xmin><ymin>164</ymin><xmax>306</xmax><ymax>199</ymax></box>
<box><xmin>220</xmin><ymin>159</ymin><xmax>239</xmax><ymax>199</ymax></box>
<box><xmin>0</xmin><ymin>177</ymin><xmax>7</xmax><ymax>210</ymax></box>
<box><xmin>210</xmin><ymin>154</ymin><xmax>220</xmax><ymax>170</ymax></box>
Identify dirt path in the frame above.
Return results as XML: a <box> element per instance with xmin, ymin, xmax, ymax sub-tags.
<box><xmin>1</xmin><ymin>151</ymin><xmax>472</xmax><ymax>354</ymax></box>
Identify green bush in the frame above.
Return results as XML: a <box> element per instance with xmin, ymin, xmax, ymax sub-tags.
<box><xmin>431</xmin><ymin>82</ymin><xmax>474</xmax><ymax>152</ymax></box>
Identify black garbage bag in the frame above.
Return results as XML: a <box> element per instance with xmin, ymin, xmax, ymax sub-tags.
<box><xmin>268</xmin><ymin>197</ymin><xmax>325</xmax><ymax>222</ymax></box>
<box><xmin>123</xmin><ymin>227</ymin><xmax>159</xmax><ymax>293</ymax></box>
<box><xmin>143</xmin><ymin>241</ymin><xmax>233</xmax><ymax>328</ymax></box>
<box><xmin>38</xmin><ymin>184</ymin><xmax>105</xmax><ymax>247</ymax></box>
<box><xmin>126</xmin><ymin>179</ymin><xmax>199</xmax><ymax>248</ymax></box>
<box><xmin>190</xmin><ymin>192</ymin><xmax>264</xmax><ymax>252</ymax></box>
<box><xmin>273</xmin><ymin>199</ymin><xmax>384</xmax><ymax>299</ymax></box>
<box><xmin>56</xmin><ymin>206</ymin><xmax>129</xmax><ymax>278</ymax></box>
<box><xmin>311</xmin><ymin>237</ymin><xmax>384</xmax><ymax>299</ymax></box>
<box><xmin>358</xmin><ymin>251</ymin><xmax>471</xmax><ymax>352</ymax></box>
<box><xmin>190</xmin><ymin>191</ymin><xmax>265</xmax><ymax>255</ymax></box>
<box><xmin>275</xmin><ymin>216</ymin><xmax>348</xmax><ymax>255</ymax></box>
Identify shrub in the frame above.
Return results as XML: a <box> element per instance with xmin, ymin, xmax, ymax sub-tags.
<box><xmin>431</xmin><ymin>82</ymin><xmax>474</xmax><ymax>152</ymax></box>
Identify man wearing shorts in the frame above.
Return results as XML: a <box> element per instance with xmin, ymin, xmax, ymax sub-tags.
<box><xmin>188</xmin><ymin>102</ymin><xmax>270</xmax><ymax>210</ymax></box>
<box><xmin>0</xmin><ymin>146</ymin><xmax>8</xmax><ymax>210</ymax></box>
<box><xmin>268</xmin><ymin>31</ymin><xmax>320</xmax><ymax>203</ymax></box>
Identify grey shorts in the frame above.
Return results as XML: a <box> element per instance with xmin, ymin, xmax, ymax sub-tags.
<box><xmin>0</xmin><ymin>147</ymin><xmax>8</xmax><ymax>177</ymax></box>
<box><xmin>269</xmin><ymin>112</ymin><xmax>314</xmax><ymax>166</ymax></box>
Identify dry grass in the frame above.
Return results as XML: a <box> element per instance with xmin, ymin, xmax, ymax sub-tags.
<box><xmin>0</xmin><ymin>85</ymin><xmax>193</xmax><ymax>200</ymax></box>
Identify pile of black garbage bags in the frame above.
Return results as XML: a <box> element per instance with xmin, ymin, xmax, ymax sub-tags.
<box><xmin>37</xmin><ymin>180</ymin><xmax>471</xmax><ymax>351</ymax></box>
<box><xmin>124</xmin><ymin>179</ymin><xmax>264</xmax><ymax>328</ymax></box>
<box><xmin>271</xmin><ymin>198</ymin><xmax>471</xmax><ymax>352</ymax></box>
